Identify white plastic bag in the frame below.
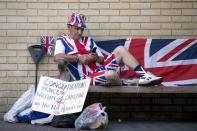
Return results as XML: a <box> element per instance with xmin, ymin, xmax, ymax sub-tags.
<box><xmin>3</xmin><ymin>85</ymin><xmax>35</xmax><ymax>123</ymax></box>
<box><xmin>75</xmin><ymin>103</ymin><xmax>108</xmax><ymax>130</ymax></box>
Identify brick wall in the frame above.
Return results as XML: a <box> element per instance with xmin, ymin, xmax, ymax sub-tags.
<box><xmin>0</xmin><ymin>0</ymin><xmax>197</xmax><ymax>118</ymax></box>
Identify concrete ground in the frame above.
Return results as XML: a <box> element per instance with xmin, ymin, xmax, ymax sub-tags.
<box><xmin>0</xmin><ymin>120</ymin><xmax>197</xmax><ymax>131</ymax></box>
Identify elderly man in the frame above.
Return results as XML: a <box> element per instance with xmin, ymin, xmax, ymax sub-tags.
<box><xmin>54</xmin><ymin>12</ymin><xmax>163</xmax><ymax>86</ymax></box>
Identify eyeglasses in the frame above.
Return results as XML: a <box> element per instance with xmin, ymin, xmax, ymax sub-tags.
<box><xmin>73</xmin><ymin>26</ymin><xmax>84</xmax><ymax>32</ymax></box>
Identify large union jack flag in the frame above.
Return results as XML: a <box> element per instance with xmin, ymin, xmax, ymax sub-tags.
<box><xmin>96</xmin><ymin>38</ymin><xmax>197</xmax><ymax>86</ymax></box>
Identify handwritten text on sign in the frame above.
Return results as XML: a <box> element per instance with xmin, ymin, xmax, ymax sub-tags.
<box><xmin>32</xmin><ymin>76</ymin><xmax>90</xmax><ymax>115</ymax></box>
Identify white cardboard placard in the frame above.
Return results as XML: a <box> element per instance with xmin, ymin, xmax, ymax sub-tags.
<box><xmin>32</xmin><ymin>76</ymin><xmax>90</xmax><ymax>115</ymax></box>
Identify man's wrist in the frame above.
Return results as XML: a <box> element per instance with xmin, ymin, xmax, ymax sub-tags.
<box><xmin>98</xmin><ymin>56</ymin><xmax>104</xmax><ymax>63</ymax></box>
<box><xmin>75</xmin><ymin>55</ymin><xmax>80</xmax><ymax>63</ymax></box>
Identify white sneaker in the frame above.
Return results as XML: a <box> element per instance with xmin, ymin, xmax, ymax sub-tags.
<box><xmin>138</xmin><ymin>72</ymin><xmax>163</xmax><ymax>86</ymax></box>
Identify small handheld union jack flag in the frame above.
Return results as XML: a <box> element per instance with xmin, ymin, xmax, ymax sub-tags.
<box><xmin>40</xmin><ymin>36</ymin><xmax>56</xmax><ymax>56</ymax></box>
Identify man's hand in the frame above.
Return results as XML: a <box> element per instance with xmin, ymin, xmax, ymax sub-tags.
<box><xmin>91</xmin><ymin>52</ymin><xmax>104</xmax><ymax>64</ymax></box>
<box><xmin>97</xmin><ymin>56</ymin><xmax>104</xmax><ymax>64</ymax></box>
<box><xmin>79</xmin><ymin>54</ymin><xmax>98</xmax><ymax>65</ymax></box>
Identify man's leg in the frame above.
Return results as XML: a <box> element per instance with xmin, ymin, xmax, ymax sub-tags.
<box><xmin>104</xmin><ymin>70</ymin><xmax>122</xmax><ymax>85</ymax></box>
<box><xmin>113</xmin><ymin>46</ymin><xmax>163</xmax><ymax>86</ymax></box>
<box><xmin>113</xmin><ymin>46</ymin><xmax>139</xmax><ymax>70</ymax></box>
<box><xmin>112</xmin><ymin>46</ymin><xmax>147</xmax><ymax>76</ymax></box>
<box><xmin>89</xmin><ymin>70</ymin><xmax>121</xmax><ymax>86</ymax></box>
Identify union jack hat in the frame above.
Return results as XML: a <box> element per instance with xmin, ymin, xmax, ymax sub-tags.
<box><xmin>67</xmin><ymin>12</ymin><xmax>87</xmax><ymax>29</ymax></box>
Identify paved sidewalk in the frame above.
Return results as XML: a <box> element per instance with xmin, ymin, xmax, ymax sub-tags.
<box><xmin>1</xmin><ymin>120</ymin><xmax>197</xmax><ymax>131</ymax></box>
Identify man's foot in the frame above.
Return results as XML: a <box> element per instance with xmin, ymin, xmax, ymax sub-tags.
<box><xmin>138</xmin><ymin>72</ymin><xmax>163</xmax><ymax>86</ymax></box>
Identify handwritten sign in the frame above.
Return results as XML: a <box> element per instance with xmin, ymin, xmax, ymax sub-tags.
<box><xmin>32</xmin><ymin>76</ymin><xmax>90</xmax><ymax>115</ymax></box>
